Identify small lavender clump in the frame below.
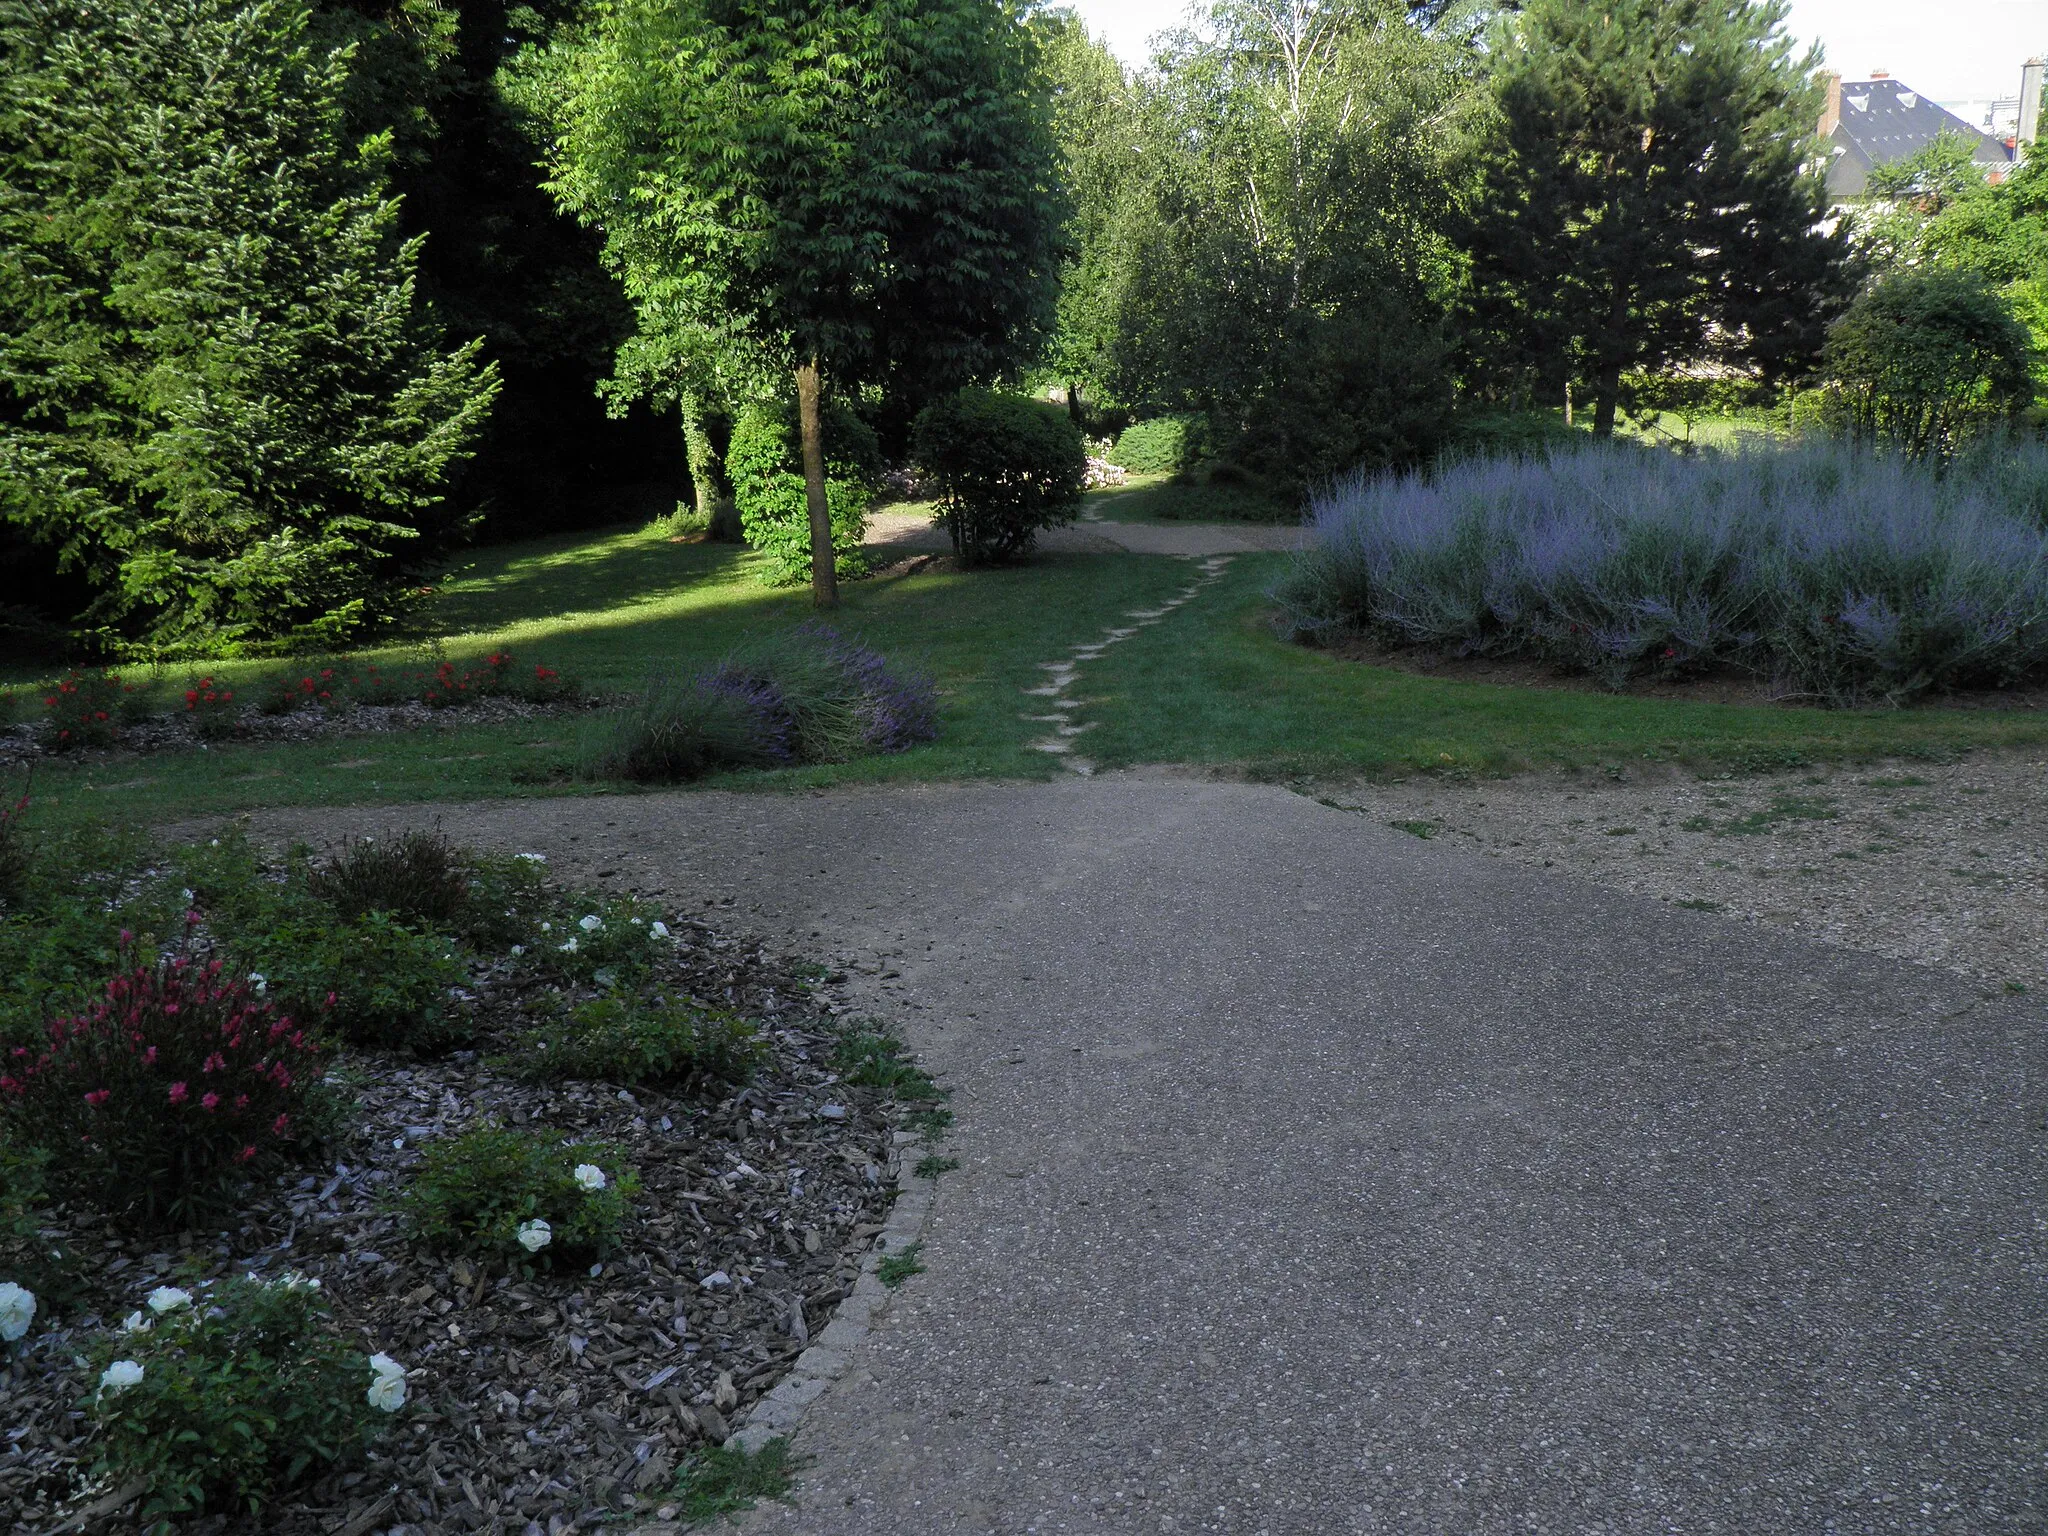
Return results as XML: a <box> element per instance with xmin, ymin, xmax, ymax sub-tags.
<box><xmin>583</xmin><ymin>625</ymin><xmax>937</xmax><ymax>783</ymax></box>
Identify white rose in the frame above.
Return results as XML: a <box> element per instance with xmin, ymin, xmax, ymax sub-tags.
<box><xmin>121</xmin><ymin>1311</ymin><xmax>148</xmax><ymax>1334</ymax></box>
<box><xmin>0</xmin><ymin>1282</ymin><xmax>35</xmax><ymax>1342</ymax></box>
<box><xmin>366</xmin><ymin>1371</ymin><xmax>408</xmax><ymax>1413</ymax></box>
<box><xmin>573</xmin><ymin>1164</ymin><xmax>606</xmax><ymax>1193</ymax></box>
<box><xmin>369</xmin><ymin>1352</ymin><xmax>406</xmax><ymax>1380</ymax></box>
<box><xmin>146</xmin><ymin>1286</ymin><xmax>191</xmax><ymax>1315</ymax></box>
<box><xmin>98</xmin><ymin>1360</ymin><xmax>144</xmax><ymax>1397</ymax></box>
<box><xmin>510</xmin><ymin>945</ymin><xmax>525</xmax><ymax>957</ymax></box>
<box><xmin>247</xmin><ymin>972</ymin><xmax>267</xmax><ymax>993</ymax></box>
<box><xmin>650</xmin><ymin>922</ymin><xmax>670</xmax><ymax>940</ymax></box>
<box><xmin>517</xmin><ymin>853</ymin><xmax>546</xmax><ymax>863</ymax></box>
<box><xmin>578</xmin><ymin>914</ymin><xmax>602</xmax><ymax>932</ymax></box>
<box><xmin>516</xmin><ymin>1219</ymin><xmax>552</xmax><ymax>1253</ymax></box>
<box><xmin>558</xmin><ymin>937</ymin><xmax>578</xmax><ymax>953</ymax></box>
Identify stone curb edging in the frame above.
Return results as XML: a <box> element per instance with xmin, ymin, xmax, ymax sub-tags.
<box><xmin>723</xmin><ymin>1130</ymin><xmax>935</xmax><ymax>1455</ymax></box>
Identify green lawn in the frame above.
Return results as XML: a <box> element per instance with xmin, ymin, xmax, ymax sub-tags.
<box><xmin>1084</xmin><ymin>471</ymin><xmax>1298</xmax><ymax>524</ymax></box>
<box><xmin>15</xmin><ymin>504</ymin><xmax>2048</xmax><ymax>831</ymax></box>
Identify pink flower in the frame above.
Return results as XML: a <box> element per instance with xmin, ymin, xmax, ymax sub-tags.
<box><xmin>235</xmin><ymin>1145</ymin><xmax>256</xmax><ymax>1164</ymax></box>
<box><xmin>142</xmin><ymin>1046</ymin><xmax>157</xmax><ymax>1066</ymax></box>
<box><xmin>84</xmin><ymin>1089</ymin><xmax>110</xmax><ymax>1108</ymax></box>
<box><xmin>201</xmin><ymin>1092</ymin><xmax>220</xmax><ymax>1112</ymax></box>
<box><xmin>273</xmin><ymin>1113</ymin><xmax>290</xmax><ymax>1135</ymax></box>
<box><xmin>168</xmin><ymin>1081</ymin><xmax>189</xmax><ymax>1104</ymax></box>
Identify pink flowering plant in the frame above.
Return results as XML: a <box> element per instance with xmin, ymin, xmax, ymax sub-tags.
<box><xmin>0</xmin><ymin>950</ymin><xmax>326</xmax><ymax>1227</ymax></box>
<box><xmin>86</xmin><ymin>1275</ymin><xmax>393</xmax><ymax>1527</ymax></box>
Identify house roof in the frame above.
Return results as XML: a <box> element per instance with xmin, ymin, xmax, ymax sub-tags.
<box><xmin>1824</xmin><ymin>77</ymin><xmax>2012</xmax><ymax>198</ymax></box>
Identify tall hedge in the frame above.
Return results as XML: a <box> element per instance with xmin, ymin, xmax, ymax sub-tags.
<box><xmin>0</xmin><ymin>0</ymin><xmax>498</xmax><ymax>655</ymax></box>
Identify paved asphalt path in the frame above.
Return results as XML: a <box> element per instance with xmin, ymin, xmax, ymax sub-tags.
<box><xmin>274</xmin><ymin>778</ymin><xmax>2044</xmax><ymax>1535</ymax></box>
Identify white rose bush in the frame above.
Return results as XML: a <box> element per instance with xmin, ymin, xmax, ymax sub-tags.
<box><xmin>398</xmin><ymin>1123</ymin><xmax>638</xmax><ymax>1270</ymax></box>
<box><xmin>85</xmin><ymin>1276</ymin><xmax>402</xmax><ymax>1521</ymax></box>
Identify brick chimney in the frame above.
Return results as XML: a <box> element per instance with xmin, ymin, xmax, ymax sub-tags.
<box><xmin>2021</xmin><ymin>58</ymin><xmax>2044</xmax><ymax>146</ymax></box>
<box><xmin>1819</xmin><ymin>71</ymin><xmax>1842</xmax><ymax>137</ymax></box>
<box><xmin>1870</xmin><ymin>69</ymin><xmax>1890</xmax><ymax>79</ymax></box>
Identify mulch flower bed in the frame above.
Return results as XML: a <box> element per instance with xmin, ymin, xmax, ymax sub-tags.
<box><xmin>2</xmin><ymin>917</ymin><xmax>898</xmax><ymax>1536</ymax></box>
<box><xmin>0</xmin><ymin>696</ymin><xmax>602</xmax><ymax>770</ymax></box>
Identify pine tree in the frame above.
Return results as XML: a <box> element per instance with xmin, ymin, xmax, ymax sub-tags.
<box><xmin>0</xmin><ymin>0</ymin><xmax>498</xmax><ymax>654</ymax></box>
<box><xmin>1465</xmin><ymin>0</ymin><xmax>1852</xmax><ymax>434</ymax></box>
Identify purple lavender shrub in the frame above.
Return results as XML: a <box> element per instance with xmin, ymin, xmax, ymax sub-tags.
<box><xmin>1276</xmin><ymin>439</ymin><xmax>2048</xmax><ymax>705</ymax></box>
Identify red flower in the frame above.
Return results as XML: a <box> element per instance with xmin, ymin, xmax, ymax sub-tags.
<box><xmin>84</xmin><ymin>1089</ymin><xmax>110</xmax><ymax>1107</ymax></box>
<box><xmin>169</xmin><ymin>1081</ymin><xmax>189</xmax><ymax>1104</ymax></box>
<box><xmin>235</xmin><ymin>1145</ymin><xmax>257</xmax><ymax>1164</ymax></box>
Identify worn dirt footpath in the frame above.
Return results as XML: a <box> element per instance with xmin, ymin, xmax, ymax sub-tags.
<box><xmin>249</xmin><ymin>779</ymin><xmax>2044</xmax><ymax>1536</ymax></box>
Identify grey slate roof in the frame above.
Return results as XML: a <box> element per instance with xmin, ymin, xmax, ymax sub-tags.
<box><xmin>1825</xmin><ymin>77</ymin><xmax>2012</xmax><ymax>198</ymax></box>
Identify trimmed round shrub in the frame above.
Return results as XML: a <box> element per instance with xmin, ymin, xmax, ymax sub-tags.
<box><xmin>0</xmin><ymin>957</ymin><xmax>325</xmax><ymax>1227</ymax></box>
<box><xmin>726</xmin><ymin>398</ymin><xmax>881</xmax><ymax>584</ymax></box>
<box><xmin>1109</xmin><ymin>414</ymin><xmax>1208</xmax><ymax>476</ymax></box>
<box><xmin>1820</xmin><ymin>269</ymin><xmax>2033</xmax><ymax>461</ymax></box>
<box><xmin>87</xmin><ymin>1276</ymin><xmax>392</xmax><ymax>1524</ymax></box>
<box><xmin>911</xmin><ymin>389</ymin><xmax>1087</xmax><ymax>565</ymax></box>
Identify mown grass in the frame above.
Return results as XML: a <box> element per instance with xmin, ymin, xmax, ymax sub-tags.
<box><xmin>1073</xmin><ymin>554</ymin><xmax>2048</xmax><ymax>779</ymax></box>
<box><xmin>12</xmin><ymin>529</ymin><xmax>1195</xmax><ymax>828</ymax></box>
<box><xmin>1084</xmin><ymin>471</ymin><xmax>1297</xmax><ymax>525</ymax></box>
<box><xmin>15</xmin><ymin>492</ymin><xmax>2048</xmax><ymax>834</ymax></box>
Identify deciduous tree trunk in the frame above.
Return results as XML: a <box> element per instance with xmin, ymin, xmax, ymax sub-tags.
<box><xmin>796</xmin><ymin>358</ymin><xmax>836</xmax><ymax>608</ymax></box>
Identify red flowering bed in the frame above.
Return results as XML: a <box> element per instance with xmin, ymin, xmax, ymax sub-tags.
<box><xmin>2</xmin><ymin>943</ymin><xmax>326</xmax><ymax>1229</ymax></box>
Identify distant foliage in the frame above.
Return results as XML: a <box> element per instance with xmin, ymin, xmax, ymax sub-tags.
<box><xmin>1278</xmin><ymin>441</ymin><xmax>2048</xmax><ymax>705</ymax></box>
<box><xmin>582</xmin><ymin>624</ymin><xmax>938</xmax><ymax>783</ymax></box>
<box><xmin>911</xmin><ymin>390</ymin><xmax>1087</xmax><ymax>564</ymax></box>
<box><xmin>1818</xmin><ymin>269</ymin><xmax>2034</xmax><ymax>461</ymax></box>
<box><xmin>0</xmin><ymin>0</ymin><xmax>497</xmax><ymax>655</ymax></box>
<box><xmin>1225</xmin><ymin>305</ymin><xmax>1453</xmax><ymax>497</ymax></box>
<box><xmin>726</xmin><ymin>400</ymin><xmax>881</xmax><ymax>585</ymax></box>
<box><xmin>1111</xmin><ymin>416</ymin><xmax>1209</xmax><ymax>476</ymax></box>
<box><xmin>0</xmin><ymin>957</ymin><xmax>325</xmax><ymax>1227</ymax></box>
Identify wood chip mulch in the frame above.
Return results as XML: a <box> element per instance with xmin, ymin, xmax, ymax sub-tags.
<box><xmin>2</xmin><ymin>919</ymin><xmax>900</xmax><ymax>1536</ymax></box>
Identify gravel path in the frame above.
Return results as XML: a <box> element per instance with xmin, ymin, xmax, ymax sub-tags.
<box><xmin>1320</xmin><ymin>751</ymin><xmax>2048</xmax><ymax>989</ymax></box>
<box><xmin>863</xmin><ymin>509</ymin><xmax>1303</xmax><ymax>558</ymax></box>
<box><xmin>239</xmin><ymin>778</ymin><xmax>2046</xmax><ymax>1536</ymax></box>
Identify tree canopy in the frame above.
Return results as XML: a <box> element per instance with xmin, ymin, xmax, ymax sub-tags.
<box><xmin>0</xmin><ymin>0</ymin><xmax>497</xmax><ymax>654</ymax></box>
<box><xmin>1464</xmin><ymin>0</ymin><xmax>1851</xmax><ymax>434</ymax></box>
<box><xmin>535</xmin><ymin>0</ymin><xmax>1067</xmax><ymax>601</ymax></box>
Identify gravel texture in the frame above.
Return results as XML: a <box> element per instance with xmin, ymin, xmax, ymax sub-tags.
<box><xmin>1317</xmin><ymin>750</ymin><xmax>2048</xmax><ymax>989</ymax></box>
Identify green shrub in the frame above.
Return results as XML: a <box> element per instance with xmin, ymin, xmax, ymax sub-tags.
<box><xmin>306</xmin><ymin>827</ymin><xmax>470</xmax><ymax>930</ymax></box>
<box><xmin>580</xmin><ymin>625</ymin><xmax>938</xmax><ymax>784</ymax></box>
<box><xmin>1439</xmin><ymin>409</ymin><xmax>1582</xmax><ymax>462</ymax></box>
<box><xmin>179</xmin><ymin>675</ymin><xmax>242</xmax><ymax>740</ymax></box>
<box><xmin>0</xmin><ymin>958</ymin><xmax>326</xmax><ymax>1228</ymax></box>
<box><xmin>503</xmin><ymin>994</ymin><xmax>763</xmax><ymax>1090</ymax></box>
<box><xmin>1820</xmin><ymin>268</ymin><xmax>2034</xmax><ymax>460</ymax></box>
<box><xmin>40</xmin><ymin>669</ymin><xmax>133</xmax><ymax>750</ymax></box>
<box><xmin>577</xmin><ymin>669</ymin><xmax>787</xmax><ymax>783</ymax></box>
<box><xmin>537</xmin><ymin>895</ymin><xmax>671</xmax><ymax>987</ymax></box>
<box><xmin>726</xmin><ymin>398</ymin><xmax>880</xmax><ymax>585</ymax></box>
<box><xmin>911</xmin><ymin>389</ymin><xmax>1088</xmax><ymax>565</ymax></box>
<box><xmin>231</xmin><ymin>910</ymin><xmax>469</xmax><ymax>1053</ymax></box>
<box><xmin>86</xmin><ymin>1276</ymin><xmax>392</xmax><ymax>1527</ymax></box>
<box><xmin>1226</xmin><ymin>303</ymin><xmax>1453</xmax><ymax>496</ymax></box>
<box><xmin>399</xmin><ymin>1124</ymin><xmax>637</xmax><ymax>1265</ymax></box>
<box><xmin>1111</xmin><ymin>415</ymin><xmax>1208</xmax><ymax>476</ymax></box>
